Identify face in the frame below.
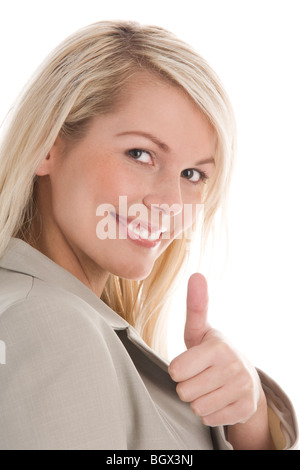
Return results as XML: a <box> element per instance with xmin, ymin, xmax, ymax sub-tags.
<box><xmin>36</xmin><ymin>72</ymin><xmax>216</xmax><ymax>287</ymax></box>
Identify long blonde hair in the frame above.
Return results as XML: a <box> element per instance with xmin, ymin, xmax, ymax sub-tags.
<box><xmin>0</xmin><ymin>21</ymin><xmax>236</xmax><ymax>353</ymax></box>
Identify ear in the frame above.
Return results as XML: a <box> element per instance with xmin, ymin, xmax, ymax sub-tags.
<box><xmin>35</xmin><ymin>135</ymin><xmax>65</xmax><ymax>176</ymax></box>
<box><xmin>35</xmin><ymin>153</ymin><xmax>51</xmax><ymax>176</ymax></box>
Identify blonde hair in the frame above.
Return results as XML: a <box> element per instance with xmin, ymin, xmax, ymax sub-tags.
<box><xmin>0</xmin><ymin>20</ymin><xmax>236</xmax><ymax>353</ymax></box>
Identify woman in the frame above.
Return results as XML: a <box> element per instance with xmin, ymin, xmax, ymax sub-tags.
<box><xmin>0</xmin><ymin>20</ymin><xmax>297</xmax><ymax>450</ymax></box>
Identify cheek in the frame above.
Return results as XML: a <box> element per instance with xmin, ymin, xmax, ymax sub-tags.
<box><xmin>54</xmin><ymin>154</ymin><xmax>134</xmax><ymax>211</ymax></box>
<box><xmin>87</xmin><ymin>157</ymin><xmax>142</xmax><ymax>207</ymax></box>
<box><xmin>172</xmin><ymin>202</ymin><xmax>202</xmax><ymax>239</ymax></box>
<box><xmin>50</xmin><ymin>154</ymin><xmax>148</xmax><ymax>245</ymax></box>
<box><xmin>48</xmin><ymin>154</ymin><xmax>101</xmax><ymax>243</ymax></box>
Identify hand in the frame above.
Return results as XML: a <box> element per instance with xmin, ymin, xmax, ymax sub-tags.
<box><xmin>168</xmin><ymin>273</ymin><xmax>266</xmax><ymax>429</ymax></box>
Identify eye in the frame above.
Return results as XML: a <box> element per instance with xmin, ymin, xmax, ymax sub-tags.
<box><xmin>127</xmin><ymin>149</ymin><xmax>152</xmax><ymax>164</ymax></box>
<box><xmin>181</xmin><ymin>168</ymin><xmax>208</xmax><ymax>184</ymax></box>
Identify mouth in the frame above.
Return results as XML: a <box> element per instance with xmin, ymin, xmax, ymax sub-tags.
<box><xmin>111</xmin><ymin>212</ymin><xmax>167</xmax><ymax>247</ymax></box>
<box><xmin>127</xmin><ymin>222</ymin><xmax>163</xmax><ymax>241</ymax></box>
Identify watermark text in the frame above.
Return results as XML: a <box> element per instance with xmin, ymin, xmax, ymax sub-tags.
<box><xmin>0</xmin><ymin>340</ymin><xmax>6</xmax><ymax>365</ymax></box>
<box><xmin>96</xmin><ymin>196</ymin><xmax>203</xmax><ymax>246</ymax></box>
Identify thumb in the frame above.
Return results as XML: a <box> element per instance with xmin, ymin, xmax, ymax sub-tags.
<box><xmin>184</xmin><ymin>273</ymin><xmax>210</xmax><ymax>349</ymax></box>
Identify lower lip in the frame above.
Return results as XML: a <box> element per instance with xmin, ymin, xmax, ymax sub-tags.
<box><xmin>114</xmin><ymin>213</ymin><xmax>162</xmax><ymax>249</ymax></box>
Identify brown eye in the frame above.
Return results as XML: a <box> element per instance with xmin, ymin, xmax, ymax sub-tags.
<box><xmin>181</xmin><ymin>169</ymin><xmax>208</xmax><ymax>184</ymax></box>
<box><xmin>127</xmin><ymin>149</ymin><xmax>152</xmax><ymax>163</ymax></box>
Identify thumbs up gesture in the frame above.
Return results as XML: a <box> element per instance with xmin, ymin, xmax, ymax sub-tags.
<box><xmin>168</xmin><ymin>273</ymin><xmax>274</xmax><ymax>449</ymax></box>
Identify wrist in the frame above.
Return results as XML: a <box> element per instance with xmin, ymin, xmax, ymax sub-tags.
<box><xmin>226</xmin><ymin>388</ymin><xmax>276</xmax><ymax>450</ymax></box>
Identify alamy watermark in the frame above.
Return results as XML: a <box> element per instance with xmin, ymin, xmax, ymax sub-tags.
<box><xmin>0</xmin><ymin>340</ymin><xmax>6</xmax><ymax>365</ymax></box>
<box><xmin>96</xmin><ymin>196</ymin><xmax>203</xmax><ymax>247</ymax></box>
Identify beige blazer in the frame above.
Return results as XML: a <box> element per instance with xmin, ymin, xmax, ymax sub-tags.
<box><xmin>0</xmin><ymin>238</ymin><xmax>298</xmax><ymax>450</ymax></box>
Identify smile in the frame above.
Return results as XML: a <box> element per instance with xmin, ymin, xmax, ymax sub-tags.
<box><xmin>112</xmin><ymin>213</ymin><xmax>166</xmax><ymax>248</ymax></box>
<box><xmin>127</xmin><ymin>222</ymin><xmax>162</xmax><ymax>241</ymax></box>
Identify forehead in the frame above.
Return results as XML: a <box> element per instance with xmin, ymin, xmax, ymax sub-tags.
<box><xmin>100</xmin><ymin>71</ymin><xmax>216</xmax><ymax>155</ymax></box>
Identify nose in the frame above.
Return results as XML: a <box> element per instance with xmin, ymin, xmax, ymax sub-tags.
<box><xmin>143</xmin><ymin>178</ymin><xmax>183</xmax><ymax>223</ymax></box>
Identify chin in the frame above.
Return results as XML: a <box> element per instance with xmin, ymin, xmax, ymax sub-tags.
<box><xmin>112</xmin><ymin>262</ymin><xmax>154</xmax><ymax>281</ymax></box>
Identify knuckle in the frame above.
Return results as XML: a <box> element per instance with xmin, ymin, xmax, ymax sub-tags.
<box><xmin>238</xmin><ymin>370</ymin><xmax>255</xmax><ymax>393</ymax></box>
<box><xmin>202</xmin><ymin>413</ymin><xmax>224</xmax><ymax>427</ymax></box>
<box><xmin>239</xmin><ymin>399</ymin><xmax>257</xmax><ymax>422</ymax></box>
<box><xmin>176</xmin><ymin>382</ymin><xmax>189</xmax><ymax>402</ymax></box>
<box><xmin>190</xmin><ymin>400</ymin><xmax>203</xmax><ymax>417</ymax></box>
<box><xmin>201</xmin><ymin>415</ymin><xmax>213</xmax><ymax>426</ymax></box>
<box><xmin>214</xmin><ymin>340</ymin><xmax>228</xmax><ymax>356</ymax></box>
<box><xmin>168</xmin><ymin>362</ymin><xmax>179</xmax><ymax>382</ymax></box>
<box><xmin>212</xmin><ymin>340</ymin><xmax>234</xmax><ymax>362</ymax></box>
<box><xmin>226</xmin><ymin>359</ymin><xmax>242</xmax><ymax>377</ymax></box>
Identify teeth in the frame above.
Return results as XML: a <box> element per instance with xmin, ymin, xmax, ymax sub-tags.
<box><xmin>139</xmin><ymin>228</ymin><xmax>149</xmax><ymax>239</ymax></box>
<box><xmin>128</xmin><ymin>222</ymin><xmax>161</xmax><ymax>241</ymax></box>
<box><xmin>148</xmin><ymin>231</ymin><xmax>161</xmax><ymax>241</ymax></box>
<box><xmin>131</xmin><ymin>224</ymin><xmax>141</xmax><ymax>237</ymax></box>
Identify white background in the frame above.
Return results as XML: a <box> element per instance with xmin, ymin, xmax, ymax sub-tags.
<box><xmin>1</xmin><ymin>0</ymin><xmax>299</xmax><ymax>430</ymax></box>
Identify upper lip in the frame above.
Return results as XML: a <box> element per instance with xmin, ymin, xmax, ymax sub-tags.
<box><xmin>115</xmin><ymin>213</ymin><xmax>168</xmax><ymax>234</ymax></box>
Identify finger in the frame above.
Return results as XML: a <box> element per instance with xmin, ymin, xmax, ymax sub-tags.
<box><xmin>184</xmin><ymin>273</ymin><xmax>210</xmax><ymax>349</ymax></box>
<box><xmin>190</xmin><ymin>381</ymin><xmax>242</xmax><ymax>418</ymax></box>
<box><xmin>200</xmin><ymin>398</ymin><xmax>255</xmax><ymax>427</ymax></box>
<box><xmin>176</xmin><ymin>365</ymin><xmax>226</xmax><ymax>403</ymax></box>
<box><xmin>169</xmin><ymin>340</ymin><xmax>214</xmax><ymax>382</ymax></box>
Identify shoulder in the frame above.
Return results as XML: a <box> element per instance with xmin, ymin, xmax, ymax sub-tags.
<box><xmin>0</xmin><ymin>270</ymin><xmax>125</xmax><ymax>402</ymax></box>
<box><xmin>0</xmin><ymin>268</ymin><xmax>34</xmax><ymax>313</ymax></box>
<box><xmin>0</xmin><ymin>276</ymin><xmax>120</xmax><ymax>368</ymax></box>
<box><xmin>0</xmin><ymin>270</ymin><xmax>117</xmax><ymax>365</ymax></box>
<box><xmin>0</xmin><ymin>271</ymin><xmax>110</xmax><ymax>334</ymax></box>
<box><xmin>0</xmin><ymin>273</ymin><xmax>128</xmax><ymax>449</ymax></box>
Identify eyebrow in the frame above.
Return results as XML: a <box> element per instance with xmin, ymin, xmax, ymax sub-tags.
<box><xmin>116</xmin><ymin>131</ymin><xmax>215</xmax><ymax>166</ymax></box>
<box><xmin>116</xmin><ymin>131</ymin><xmax>170</xmax><ymax>152</ymax></box>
